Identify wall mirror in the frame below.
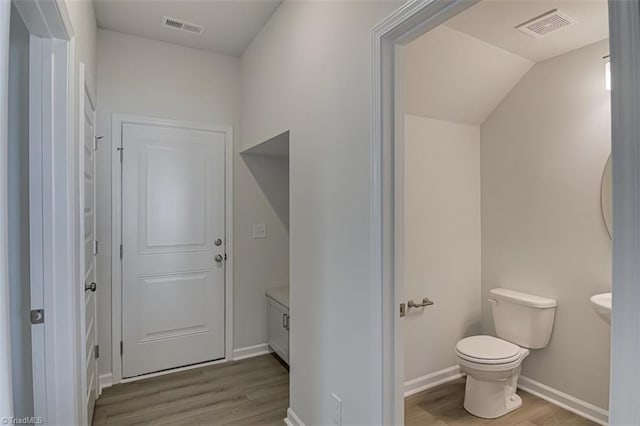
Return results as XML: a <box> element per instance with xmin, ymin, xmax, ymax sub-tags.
<box><xmin>601</xmin><ymin>155</ymin><xmax>612</xmax><ymax>239</ymax></box>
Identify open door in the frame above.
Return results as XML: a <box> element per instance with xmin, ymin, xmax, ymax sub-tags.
<box><xmin>80</xmin><ymin>66</ymin><xmax>99</xmax><ymax>424</ymax></box>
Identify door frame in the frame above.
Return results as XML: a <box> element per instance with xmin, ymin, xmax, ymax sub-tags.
<box><xmin>371</xmin><ymin>0</ymin><xmax>639</xmax><ymax>424</ymax></box>
<box><xmin>370</xmin><ymin>2</ymin><xmax>478</xmax><ymax>423</ymax></box>
<box><xmin>5</xmin><ymin>0</ymin><xmax>81</xmax><ymax>423</ymax></box>
<box><xmin>110</xmin><ymin>114</ymin><xmax>234</xmax><ymax>384</ymax></box>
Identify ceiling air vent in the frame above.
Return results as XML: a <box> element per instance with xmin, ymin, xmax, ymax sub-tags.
<box><xmin>161</xmin><ymin>16</ymin><xmax>203</xmax><ymax>35</ymax></box>
<box><xmin>516</xmin><ymin>9</ymin><xmax>576</xmax><ymax>39</ymax></box>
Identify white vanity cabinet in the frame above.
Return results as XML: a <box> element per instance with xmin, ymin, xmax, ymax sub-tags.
<box><xmin>266</xmin><ymin>287</ymin><xmax>289</xmax><ymax>365</ymax></box>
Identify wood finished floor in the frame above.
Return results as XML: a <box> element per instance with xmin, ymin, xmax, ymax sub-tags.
<box><xmin>405</xmin><ymin>378</ymin><xmax>599</xmax><ymax>426</ymax></box>
<box><xmin>92</xmin><ymin>354</ymin><xmax>289</xmax><ymax>426</ymax></box>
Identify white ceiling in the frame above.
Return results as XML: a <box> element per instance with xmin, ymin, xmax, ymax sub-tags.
<box><xmin>445</xmin><ymin>0</ymin><xmax>609</xmax><ymax>62</ymax></box>
<box><xmin>405</xmin><ymin>25</ymin><xmax>534</xmax><ymax>125</ymax></box>
<box><xmin>94</xmin><ymin>0</ymin><xmax>282</xmax><ymax>57</ymax></box>
<box><xmin>406</xmin><ymin>0</ymin><xmax>608</xmax><ymax>125</ymax></box>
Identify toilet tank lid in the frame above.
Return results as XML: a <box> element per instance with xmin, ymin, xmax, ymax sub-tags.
<box><xmin>490</xmin><ymin>288</ymin><xmax>557</xmax><ymax>308</ymax></box>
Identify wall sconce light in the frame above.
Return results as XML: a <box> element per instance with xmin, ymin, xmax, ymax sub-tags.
<box><xmin>604</xmin><ymin>55</ymin><xmax>611</xmax><ymax>91</ymax></box>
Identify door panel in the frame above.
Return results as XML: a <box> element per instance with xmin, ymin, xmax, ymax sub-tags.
<box><xmin>143</xmin><ymin>144</ymin><xmax>210</xmax><ymax>250</ymax></box>
<box><xmin>121</xmin><ymin>123</ymin><xmax>226</xmax><ymax>378</ymax></box>
<box><xmin>82</xmin><ymin>92</ymin><xmax>98</xmax><ymax>425</ymax></box>
<box><xmin>139</xmin><ymin>272</ymin><xmax>212</xmax><ymax>339</ymax></box>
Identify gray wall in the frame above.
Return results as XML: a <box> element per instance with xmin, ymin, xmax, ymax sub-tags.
<box><xmin>481</xmin><ymin>39</ymin><xmax>611</xmax><ymax>409</ymax></box>
<box><xmin>234</xmin><ymin>153</ymin><xmax>289</xmax><ymax>349</ymax></box>
<box><xmin>403</xmin><ymin>115</ymin><xmax>481</xmax><ymax>383</ymax></box>
<box><xmin>8</xmin><ymin>4</ymin><xmax>32</xmax><ymax>417</ymax></box>
<box><xmin>240</xmin><ymin>2</ymin><xmax>400</xmax><ymax>424</ymax></box>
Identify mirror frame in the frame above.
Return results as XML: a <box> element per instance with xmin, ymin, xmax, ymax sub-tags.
<box><xmin>601</xmin><ymin>155</ymin><xmax>613</xmax><ymax>239</ymax></box>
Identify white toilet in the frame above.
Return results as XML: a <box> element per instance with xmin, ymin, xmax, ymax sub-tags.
<box><xmin>455</xmin><ymin>288</ymin><xmax>557</xmax><ymax>419</ymax></box>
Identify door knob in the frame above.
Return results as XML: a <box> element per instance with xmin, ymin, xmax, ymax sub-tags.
<box><xmin>214</xmin><ymin>238</ymin><xmax>223</xmax><ymax>246</ymax></box>
<box><xmin>215</xmin><ymin>254</ymin><xmax>224</xmax><ymax>263</ymax></box>
<box><xmin>85</xmin><ymin>282</ymin><xmax>97</xmax><ymax>292</ymax></box>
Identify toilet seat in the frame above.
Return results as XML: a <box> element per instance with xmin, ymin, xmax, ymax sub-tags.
<box><xmin>456</xmin><ymin>335</ymin><xmax>522</xmax><ymax>365</ymax></box>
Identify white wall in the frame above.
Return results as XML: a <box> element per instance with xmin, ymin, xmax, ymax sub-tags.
<box><xmin>403</xmin><ymin>115</ymin><xmax>481</xmax><ymax>382</ymax></box>
<box><xmin>8</xmin><ymin>4</ymin><xmax>32</xmax><ymax>417</ymax></box>
<box><xmin>240</xmin><ymin>1</ymin><xmax>400</xmax><ymax>424</ymax></box>
<box><xmin>66</xmin><ymin>0</ymin><xmax>97</xmax><ymax>100</ymax></box>
<box><xmin>481</xmin><ymin>39</ymin><xmax>611</xmax><ymax>409</ymax></box>
<box><xmin>96</xmin><ymin>29</ymin><xmax>289</xmax><ymax>376</ymax></box>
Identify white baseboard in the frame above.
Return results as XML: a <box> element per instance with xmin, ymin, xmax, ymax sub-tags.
<box><xmin>404</xmin><ymin>365</ymin><xmax>465</xmax><ymax>397</ymax></box>
<box><xmin>98</xmin><ymin>373</ymin><xmax>113</xmax><ymax>394</ymax></box>
<box><xmin>518</xmin><ymin>376</ymin><xmax>608</xmax><ymax>425</ymax></box>
<box><xmin>232</xmin><ymin>343</ymin><xmax>271</xmax><ymax>361</ymax></box>
<box><xmin>284</xmin><ymin>408</ymin><xmax>305</xmax><ymax>426</ymax></box>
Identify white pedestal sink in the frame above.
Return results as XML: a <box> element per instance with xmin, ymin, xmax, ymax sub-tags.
<box><xmin>590</xmin><ymin>293</ymin><xmax>612</xmax><ymax>324</ymax></box>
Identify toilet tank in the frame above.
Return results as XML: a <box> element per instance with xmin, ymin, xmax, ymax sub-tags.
<box><xmin>489</xmin><ymin>288</ymin><xmax>557</xmax><ymax>349</ymax></box>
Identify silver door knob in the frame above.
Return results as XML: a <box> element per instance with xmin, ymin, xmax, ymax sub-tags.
<box><xmin>85</xmin><ymin>282</ymin><xmax>97</xmax><ymax>292</ymax></box>
<box><xmin>215</xmin><ymin>254</ymin><xmax>223</xmax><ymax>263</ymax></box>
<box><xmin>214</xmin><ymin>238</ymin><xmax>223</xmax><ymax>246</ymax></box>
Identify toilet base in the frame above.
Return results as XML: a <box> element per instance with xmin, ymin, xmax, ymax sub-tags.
<box><xmin>462</xmin><ymin>372</ymin><xmax>523</xmax><ymax>419</ymax></box>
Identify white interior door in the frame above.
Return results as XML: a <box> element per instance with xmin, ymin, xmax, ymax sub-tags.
<box><xmin>121</xmin><ymin>123</ymin><xmax>226</xmax><ymax>378</ymax></box>
<box><xmin>82</xmin><ymin>89</ymin><xmax>98</xmax><ymax>424</ymax></box>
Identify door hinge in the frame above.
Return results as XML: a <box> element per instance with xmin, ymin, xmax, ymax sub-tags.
<box><xmin>94</xmin><ymin>136</ymin><xmax>103</xmax><ymax>151</ymax></box>
<box><xmin>95</xmin><ymin>345</ymin><xmax>100</xmax><ymax>359</ymax></box>
<box><xmin>30</xmin><ymin>309</ymin><xmax>44</xmax><ymax>324</ymax></box>
<box><xmin>120</xmin><ymin>341</ymin><xmax>123</xmax><ymax>356</ymax></box>
<box><xmin>120</xmin><ymin>244</ymin><xmax>123</xmax><ymax>259</ymax></box>
<box><xmin>117</xmin><ymin>146</ymin><xmax>123</xmax><ymax>163</ymax></box>
<box><xmin>93</xmin><ymin>240</ymin><xmax>99</xmax><ymax>256</ymax></box>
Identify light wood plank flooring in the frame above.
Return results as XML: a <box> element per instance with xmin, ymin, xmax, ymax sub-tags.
<box><xmin>92</xmin><ymin>354</ymin><xmax>289</xmax><ymax>426</ymax></box>
<box><xmin>405</xmin><ymin>378</ymin><xmax>598</xmax><ymax>426</ymax></box>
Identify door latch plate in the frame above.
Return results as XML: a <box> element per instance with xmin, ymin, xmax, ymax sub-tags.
<box><xmin>30</xmin><ymin>309</ymin><xmax>44</xmax><ymax>324</ymax></box>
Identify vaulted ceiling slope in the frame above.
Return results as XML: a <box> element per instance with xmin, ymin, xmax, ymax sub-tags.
<box><xmin>94</xmin><ymin>0</ymin><xmax>282</xmax><ymax>57</ymax></box>
<box><xmin>446</xmin><ymin>0</ymin><xmax>609</xmax><ymax>63</ymax></box>
<box><xmin>406</xmin><ymin>0</ymin><xmax>609</xmax><ymax>126</ymax></box>
<box><xmin>406</xmin><ymin>25</ymin><xmax>534</xmax><ymax>126</ymax></box>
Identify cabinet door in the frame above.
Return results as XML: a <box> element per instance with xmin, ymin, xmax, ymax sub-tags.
<box><xmin>267</xmin><ymin>297</ymin><xmax>289</xmax><ymax>364</ymax></box>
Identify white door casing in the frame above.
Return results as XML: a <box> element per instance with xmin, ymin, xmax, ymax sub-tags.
<box><xmin>80</xmin><ymin>76</ymin><xmax>98</xmax><ymax>424</ymax></box>
<box><xmin>369</xmin><ymin>1</ymin><xmax>485</xmax><ymax>424</ymax></box>
<box><xmin>0</xmin><ymin>1</ymin><xmax>13</xmax><ymax>417</ymax></box>
<box><xmin>121</xmin><ymin>122</ymin><xmax>227</xmax><ymax>378</ymax></box>
<box><xmin>20</xmin><ymin>1</ymin><xmax>79</xmax><ymax>420</ymax></box>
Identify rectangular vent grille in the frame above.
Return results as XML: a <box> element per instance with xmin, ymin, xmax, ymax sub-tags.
<box><xmin>161</xmin><ymin>16</ymin><xmax>203</xmax><ymax>35</ymax></box>
<box><xmin>516</xmin><ymin>9</ymin><xmax>576</xmax><ymax>39</ymax></box>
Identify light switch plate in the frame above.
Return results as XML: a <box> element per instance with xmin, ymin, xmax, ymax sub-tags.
<box><xmin>253</xmin><ymin>224</ymin><xmax>266</xmax><ymax>239</ymax></box>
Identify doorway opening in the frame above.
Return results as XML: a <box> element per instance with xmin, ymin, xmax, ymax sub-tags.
<box><xmin>370</xmin><ymin>0</ymin><xmax>632</xmax><ymax>424</ymax></box>
<box><xmin>400</xmin><ymin>2</ymin><xmax>610</xmax><ymax>424</ymax></box>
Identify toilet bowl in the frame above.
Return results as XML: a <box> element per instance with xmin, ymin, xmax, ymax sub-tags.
<box><xmin>455</xmin><ymin>335</ymin><xmax>529</xmax><ymax>418</ymax></box>
<box><xmin>455</xmin><ymin>288</ymin><xmax>556</xmax><ymax>419</ymax></box>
